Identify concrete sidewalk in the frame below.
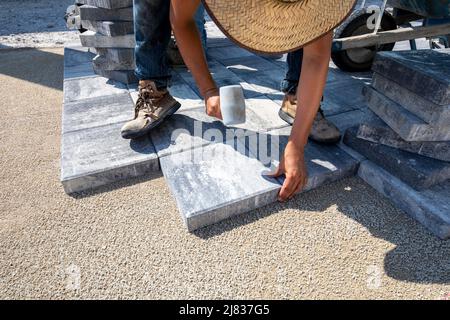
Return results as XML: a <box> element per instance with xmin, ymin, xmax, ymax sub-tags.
<box><xmin>0</xmin><ymin>48</ymin><xmax>449</xmax><ymax>299</ymax></box>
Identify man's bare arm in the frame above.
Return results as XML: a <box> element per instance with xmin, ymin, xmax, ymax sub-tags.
<box><xmin>271</xmin><ymin>33</ymin><xmax>333</xmax><ymax>201</ymax></box>
<box><xmin>170</xmin><ymin>0</ymin><xmax>222</xmax><ymax>119</ymax></box>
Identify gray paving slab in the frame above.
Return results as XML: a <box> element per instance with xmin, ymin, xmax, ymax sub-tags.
<box><xmin>222</xmin><ymin>55</ymin><xmax>284</xmax><ymax>74</ymax></box>
<box><xmin>64</xmin><ymin>61</ymin><xmax>96</xmax><ymax>80</ymax></box>
<box><xmin>75</xmin><ymin>0</ymin><xmax>133</xmax><ymax>9</ymax></box>
<box><xmin>159</xmin><ymin>125</ymin><xmax>359</xmax><ymax>231</ymax></box>
<box><xmin>358</xmin><ymin>160</ymin><xmax>450</xmax><ymax>239</ymax></box>
<box><xmin>207</xmin><ymin>46</ymin><xmax>255</xmax><ymax>61</ymax></box>
<box><xmin>159</xmin><ymin>141</ymin><xmax>282</xmax><ymax>232</ymax></box>
<box><xmin>62</xmin><ymin>93</ymin><xmax>134</xmax><ymax>134</ymax></box>
<box><xmin>176</xmin><ymin>63</ymin><xmax>261</xmax><ymax>99</ymax></box>
<box><xmin>322</xmin><ymin>78</ymin><xmax>367</xmax><ymax>116</ymax></box>
<box><xmin>128</xmin><ymin>81</ymin><xmax>203</xmax><ymax>110</ymax></box>
<box><xmin>63</xmin><ymin>74</ymin><xmax>129</xmax><ymax>103</ymax></box>
<box><xmin>364</xmin><ymin>85</ymin><xmax>450</xmax><ymax>141</ymax></box>
<box><xmin>357</xmin><ymin>118</ymin><xmax>450</xmax><ymax>162</ymax></box>
<box><xmin>327</xmin><ymin>108</ymin><xmax>376</xmax><ymax>133</ymax></box>
<box><xmin>61</xmin><ymin>121</ymin><xmax>159</xmax><ymax>194</ymax></box>
<box><xmin>93</xmin><ymin>54</ymin><xmax>135</xmax><ymax>70</ymax></box>
<box><xmin>231</xmin><ymin>67</ymin><xmax>285</xmax><ymax>95</ymax></box>
<box><xmin>93</xmin><ymin>65</ymin><xmax>137</xmax><ymax>84</ymax></box>
<box><xmin>80</xmin><ymin>30</ymin><xmax>135</xmax><ymax>48</ymax></box>
<box><xmin>372</xmin><ymin>49</ymin><xmax>450</xmax><ymax>106</ymax></box>
<box><xmin>344</xmin><ymin>126</ymin><xmax>450</xmax><ymax>190</ymax></box>
<box><xmin>79</xmin><ymin>4</ymin><xmax>133</xmax><ymax>21</ymax></box>
<box><xmin>371</xmin><ymin>72</ymin><xmax>450</xmax><ymax>126</ymax></box>
<box><xmin>82</xmin><ymin>20</ymin><xmax>134</xmax><ymax>37</ymax></box>
<box><xmin>64</xmin><ymin>47</ymin><xmax>96</xmax><ymax>67</ymax></box>
<box><xmin>150</xmin><ymin>102</ymin><xmax>287</xmax><ymax>158</ymax></box>
<box><xmin>95</xmin><ymin>48</ymin><xmax>135</xmax><ymax>64</ymax></box>
<box><xmin>245</xmin><ymin>127</ymin><xmax>360</xmax><ymax>191</ymax></box>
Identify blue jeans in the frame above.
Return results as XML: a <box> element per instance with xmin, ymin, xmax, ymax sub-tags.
<box><xmin>280</xmin><ymin>49</ymin><xmax>303</xmax><ymax>95</ymax></box>
<box><xmin>281</xmin><ymin>49</ymin><xmax>324</xmax><ymax>104</ymax></box>
<box><xmin>133</xmin><ymin>0</ymin><xmax>206</xmax><ymax>89</ymax></box>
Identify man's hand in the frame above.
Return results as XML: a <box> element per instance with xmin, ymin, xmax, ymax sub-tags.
<box><xmin>269</xmin><ymin>141</ymin><xmax>308</xmax><ymax>202</ymax></box>
<box><xmin>205</xmin><ymin>88</ymin><xmax>222</xmax><ymax>120</ymax></box>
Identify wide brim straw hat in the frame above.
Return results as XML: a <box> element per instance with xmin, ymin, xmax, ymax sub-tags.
<box><xmin>202</xmin><ymin>0</ymin><xmax>357</xmax><ymax>54</ymax></box>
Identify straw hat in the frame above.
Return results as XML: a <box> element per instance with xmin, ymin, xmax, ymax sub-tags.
<box><xmin>202</xmin><ymin>0</ymin><xmax>357</xmax><ymax>54</ymax></box>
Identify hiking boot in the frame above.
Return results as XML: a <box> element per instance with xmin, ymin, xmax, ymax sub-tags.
<box><xmin>121</xmin><ymin>80</ymin><xmax>181</xmax><ymax>139</ymax></box>
<box><xmin>279</xmin><ymin>94</ymin><xmax>341</xmax><ymax>144</ymax></box>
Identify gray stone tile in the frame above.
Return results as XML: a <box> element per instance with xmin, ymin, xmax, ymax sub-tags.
<box><xmin>61</xmin><ymin>121</ymin><xmax>159</xmax><ymax>194</ymax></box>
<box><xmin>93</xmin><ymin>54</ymin><xmax>135</xmax><ymax>70</ymax></box>
<box><xmin>207</xmin><ymin>46</ymin><xmax>255</xmax><ymax>61</ymax></box>
<box><xmin>222</xmin><ymin>55</ymin><xmax>283</xmax><ymax>73</ymax></box>
<box><xmin>80</xmin><ymin>30</ymin><xmax>135</xmax><ymax>48</ymax></box>
<box><xmin>364</xmin><ymin>86</ymin><xmax>450</xmax><ymax>141</ymax></box>
<box><xmin>371</xmin><ymin>72</ymin><xmax>450</xmax><ymax>126</ymax></box>
<box><xmin>247</xmin><ymin>127</ymin><xmax>360</xmax><ymax>191</ymax></box>
<box><xmin>62</xmin><ymin>93</ymin><xmax>134</xmax><ymax>134</ymax></box>
<box><xmin>63</xmin><ymin>75</ymin><xmax>129</xmax><ymax>103</ymax></box>
<box><xmin>233</xmin><ymin>68</ymin><xmax>285</xmax><ymax>95</ymax></box>
<box><xmin>323</xmin><ymin>78</ymin><xmax>366</xmax><ymax>116</ymax></box>
<box><xmin>245</xmin><ymin>96</ymin><xmax>288</xmax><ymax>130</ymax></box>
<box><xmin>150</xmin><ymin>103</ymin><xmax>286</xmax><ymax>158</ymax></box>
<box><xmin>95</xmin><ymin>48</ymin><xmax>134</xmax><ymax>65</ymax></box>
<box><xmin>372</xmin><ymin>49</ymin><xmax>450</xmax><ymax>106</ymax></box>
<box><xmin>93</xmin><ymin>65</ymin><xmax>137</xmax><ymax>84</ymax></box>
<box><xmin>159</xmin><ymin>141</ymin><xmax>282</xmax><ymax>231</ymax></box>
<box><xmin>328</xmin><ymin>109</ymin><xmax>376</xmax><ymax>133</ymax></box>
<box><xmin>357</xmin><ymin>119</ymin><xmax>450</xmax><ymax>162</ymax></box>
<box><xmin>81</xmin><ymin>20</ymin><xmax>134</xmax><ymax>37</ymax></box>
<box><xmin>79</xmin><ymin>4</ymin><xmax>133</xmax><ymax>21</ymax></box>
<box><xmin>64</xmin><ymin>61</ymin><xmax>96</xmax><ymax>80</ymax></box>
<box><xmin>344</xmin><ymin>126</ymin><xmax>450</xmax><ymax>190</ymax></box>
<box><xmin>169</xmin><ymin>83</ymin><xmax>203</xmax><ymax>110</ymax></box>
<box><xmin>64</xmin><ymin>47</ymin><xmax>96</xmax><ymax>67</ymax></box>
<box><xmin>358</xmin><ymin>160</ymin><xmax>450</xmax><ymax>239</ymax></box>
<box><xmin>76</xmin><ymin>0</ymin><xmax>133</xmax><ymax>10</ymax></box>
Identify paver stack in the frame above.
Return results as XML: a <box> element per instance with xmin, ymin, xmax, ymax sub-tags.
<box><xmin>75</xmin><ymin>0</ymin><xmax>137</xmax><ymax>84</ymax></box>
<box><xmin>344</xmin><ymin>49</ymin><xmax>450</xmax><ymax>238</ymax></box>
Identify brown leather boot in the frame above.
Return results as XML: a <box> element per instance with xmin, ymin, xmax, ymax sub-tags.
<box><xmin>121</xmin><ymin>80</ymin><xmax>181</xmax><ymax>139</ymax></box>
<box><xmin>279</xmin><ymin>94</ymin><xmax>341</xmax><ymax>144</ymax></box>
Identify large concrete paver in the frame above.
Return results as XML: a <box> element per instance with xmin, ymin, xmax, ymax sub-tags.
<box><xmin>358</xmin><ymin>160</ymin><xmax>450</xmax><ymax>239</ymax></box>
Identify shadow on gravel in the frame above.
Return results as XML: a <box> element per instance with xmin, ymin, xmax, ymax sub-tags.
<box><xmin>193</xmin><ymin>177</ymin><xmax>450</xmax><ymax>285</ymax></box>
<box><xmin>0</xmin><ymin>47</ymin><xmax>64</xmax><ymax>91</ymax></box>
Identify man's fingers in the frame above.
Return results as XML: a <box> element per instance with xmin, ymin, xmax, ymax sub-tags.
<box><xmin>216</xmin><ymin>108</ymin><xmax>223</xmax><ymax>120</ymax></box>
<box><xmin>293</xmin><ymin>175</ymin><xmax>307</xmax><ymax>197</ymax></box>
<box><xmin>278</xmin><ymin>175</ymin><xmax>297</xmax><ymax>202</ymax></box>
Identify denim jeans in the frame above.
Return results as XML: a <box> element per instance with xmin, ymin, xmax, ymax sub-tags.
<box><xmin>281</xmin><ymin>49</ymin><xmax>324</xmax><ymax>104</ymax></box>
<box><xmin>133</xmin><ymin>0</ymin><xmax>206</xmax><ymax>88</ymax></box>
<box><xmin>280</xmin><ymin>49</ymin><xmax>303</xmax><ymax>95</ymax></box>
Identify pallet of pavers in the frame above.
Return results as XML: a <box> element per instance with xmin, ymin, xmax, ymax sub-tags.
<box><xmin>61</xmin><ymin>46</ymin><xmax>362</xmax><ymax>232</ymax></box>
<box><xmin>344</xmin><ymin>49</ymin><xmax>450</xmax><ymax>239</ymax></box>
<box><xmin>76</xmin><ymin>0</ymin><xmax>137</xmax><ymax>84</ymax></box>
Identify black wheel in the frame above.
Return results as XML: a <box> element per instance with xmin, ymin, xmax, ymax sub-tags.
<box><xmin>332</xmin><ymin>11</ymin><xmax>398</xmax><ymax>72</ymax></box>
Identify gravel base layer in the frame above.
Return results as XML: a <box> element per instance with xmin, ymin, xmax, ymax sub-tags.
<box><xmin>0</xmin><ymin>48</ymin><xmax>449</xmax><ymax>299</ymax></box>
<box><xmin>0</xmin><ymin>0</ymin><xmax>79</xmax><ymax>48</ymax></box>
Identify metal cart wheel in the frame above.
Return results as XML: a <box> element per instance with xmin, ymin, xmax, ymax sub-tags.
<box><xmin>332</xmin><ymin>10</ymin><xmax>398</xmax><ymax>72</ymax></box>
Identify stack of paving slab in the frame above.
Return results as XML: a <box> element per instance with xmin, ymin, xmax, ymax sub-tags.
<box><xmin>76</xmin><ymin>0</ymin><xmax>137</xmax><ymax>84</ymax></box>
<box><xmin>343</xmin><ymin>49</ymin><xmax>450</xmax><ymax>239</ymax></box>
